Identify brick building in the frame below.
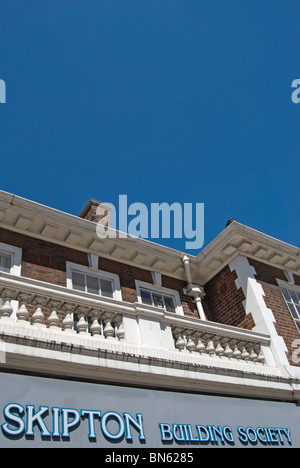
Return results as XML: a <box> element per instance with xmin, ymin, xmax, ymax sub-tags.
<box><xmin>0</xmin><ymin>190</ymin><xmax>299</xmax><ymax>448</ymax></box>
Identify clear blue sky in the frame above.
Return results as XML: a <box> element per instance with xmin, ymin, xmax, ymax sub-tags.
<box><xmin>0</xmin><ymin>1</ymin><xmax>299</xmax><ymax>254</ymax></box>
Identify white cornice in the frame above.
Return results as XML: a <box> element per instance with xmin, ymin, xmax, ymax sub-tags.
<box><xmin>196</xmin><ymin>220</ymin><xmax>300</xmax><ymax>283</ymax></box>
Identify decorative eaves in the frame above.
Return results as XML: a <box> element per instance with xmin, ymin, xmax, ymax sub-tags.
<box><xmin>0</xmin><ymin>191</ymin><xmax>299</xmax><ymax>286</ymax></box>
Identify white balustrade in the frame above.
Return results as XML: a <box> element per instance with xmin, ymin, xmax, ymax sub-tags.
<box><xmin>171</xmin><ymin>327</ymin><xmax>266</xmax><ymax>364</ymax></box>
<box><xmin>0</xmin><ymin>289</ymin><xmax>14</xmax><ymax>320</ymax></box>
<box><xmin>0</xmin><ymin>282</ymin><xmax>125</xmax><ymax>344</ymax></box>
<box><xmin>0</xmin><ymin>273</ymin><xmax>269</xmax><ymax>368</ymax></box>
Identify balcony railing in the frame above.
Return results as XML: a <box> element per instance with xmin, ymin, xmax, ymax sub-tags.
<box><xmin>0</xmin><ymin>272</ymin><xmax>271</xmax><ymax>367</ymax></box>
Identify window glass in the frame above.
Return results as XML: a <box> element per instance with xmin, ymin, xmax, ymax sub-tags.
<box><xmin>164</xmin><ymin>295</ymin><xmax>175</xmax><ymax>312</ymax></box>
<box><xmin>140</xmin><ymin>289</ymin><xmax>152</xmax><ymax>305</ymax></box>
<box><xmin>100</xmin><ymin>278</ymin><xmax>113</xmax><ymax>298</ymax></box>
<box><xmin>282</xmin><ymin>288</ymin><xmax>291</xmax><ymax>302</ymax></box>
<box><xmin>281</xmin><ymin>286</ymin><xmax>300</xmax><ymax>332</ymax></box>
<box><xmin>140</xmin><ymin>288</ymin><xmax>177</xmax><ymax>313</ymax></box>
<box><xmin>287</xmin><ymin>302</ymin><xmax>298</xmax><ymax>319</ymax></box>
<box><xmin>0</xmin><ymin>253</ymin><xmax>11</xmax><ymax>273</ymax></box>
<box><xmin>72</xmin><ymin>271</ymin><xmax>85</xmax><ymax>291</ymax></box>
<box><xmin>86</xmin><ymin>275</ymin><xmax>99</xmax><ymax>295</ymax></box>
<box><xmin>290</xmin><ymin>290</ymin><xmax>299</xmax><ymax>305</ymax></box>
<box><xmin>152</xmin><ymin>293</ymin><xmax>164</xmax><ymax>308</ymax></box>
<box><xmin>72</xmin><ymin>270</ymin><xmax>114</xmax><ymax>298</ymax></box>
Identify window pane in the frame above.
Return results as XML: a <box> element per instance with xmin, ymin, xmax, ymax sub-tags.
<box><xmin>281</xmin><ymin>288</ymin><xmax>291</xmax><ymax>302</ymax></box>
<box><xmin>164</xmin><ymin>295</ymin><xmax>175</xmax><ymax>312</ymax></box>
<box><xmin>296</xmin><ymin>304</ymin><xmax>300</xmax><ymax>320</ymax></box>
<box><xmin>140</xmin><ymin>289</ymin><xmax>152</xmax><ymax>305</ymax></box>
<box><xmin>87</xmin><ymin>275</ymin><xmax>99</xmax><ymax>295</ymax></box>
<box><xmin>152</xmin><ymin>293</ymin><xmax>164</xmax><ymax>308</ymax></box>
<box><xmin>287</xmin><ymin>302</ymin><xmax>298</xmax><ymax>319</ymax></box>
<box><xmin>0</xmin><ymin>253</ymin><xmax>11</xmax><ymax>273</ymax></box>
<box><xmin>100</xmin><ymin>278</ymin><xmax>113</xmax><ymax>298</ymax></box>
<box><xmin>72</xmin><ymin>272</ymin><xmax>85</xmax><ymax>291</ymax></box>
<box><xmin>289</xmin><ymin>290</ymin><xmax>298</xmax><ymax>304</ymax></box>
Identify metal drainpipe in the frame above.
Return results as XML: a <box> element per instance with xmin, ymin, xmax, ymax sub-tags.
<box><xmin>182</xmin><ymin>255</ymin><xmax>206</xmax><ymax>321</ymax></box>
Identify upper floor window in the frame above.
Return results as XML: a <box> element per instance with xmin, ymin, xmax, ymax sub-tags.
<box><xmin>66</xmin><ymin>262</ymin><xmax>122</xmax><ymax>301</ymax></box>
<box><xmin>0</xmin><ymin>252</ymin><xmax>12</xmax><ymax>273</ymax></box>
<box><xmin>0</xmin><ymin>243</ymin><xmax>22</xmax><ymax>276</ymax></box>
<box><xmin>140</xmin><ymin>288</ymin><xmax>176</xmax><ymax>313</ymax></box>
<box><xmin>72</xmin><ymin>271</ymin><xmax>113</xmax><ymax>298</ymax></box>
<box><xmin>0</xmin><ymin>243</ymin><xmax>22</xmax><ymax>321</ymax></box>
<box><xmin>280</xmin><ymin>285</ymin><xmax>300</xmax><ymax>332</ymax></box>
<box><xmin>136</xmin><ymin>280</ymin><xmax>183</xmax><ymax>315</ymax></box>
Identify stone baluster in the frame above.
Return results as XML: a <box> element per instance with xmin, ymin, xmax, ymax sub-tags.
<box><xmin>214</xmin><ymin>336</ymin><xmax>225</xmax><ymax>356</ymax></box>
<box><xmin>257</xmin><ymin>346</ymin><xmax>265</xmax><ymax>363</ymax></box>
<box><xmin>32</xmin><ymin>296</ymin><xmax>45</xmax><ymax>326</ymax></box>
<box><xmin>223</xmin><ymin>341</ymin><xmax>233</xmax><ymax>358</ymax></box>
<box><xmin>185</xmin><ymin>331</ymin><xmax>196</xmax><ymax>353</ymax></box>
<box><xmin>204</xmin><ymin>334</ymin><xmax>215</xmax><ymax>355</ymax></box>
<box><xmin>103</xmin><ymin>312</ymin><xmax>115</xmax><ymax>340</ymax></box>
<box><xmin>48</xmin><ymin>300</ymin><xmax>61</xmax><ymax>329</ymax></box>
<box><xmin>231</xmin><ymin>341</ymin><xmax>242</xmax><ymax>359</ymax></box>
<box><xmin>76</xmin><ymin>306</ymin><xmax>89</xmax><ymax>334</ymax></box>
<box><xmin>115</xmin><ymin>314</ymin><xmax>125</xmax><ymax>341</ymax></box>
<box><xmin>173</xmin><ymin>328</ymin><xmax>186</xmax><ymax>352</ymax></box>
<box><xmin>240</xmin><ymin>343</ymin><xmax>250</xmax><ymax>360</ymax></box>
<box><xmin>248</xmin><ymin>343</ymin><xmax>258</xmax><ymax>362</ymax></box>
<box><xmin>195</xmin><ymin>333</ymin><xmax>206</xmax><ymax>354</ymax></box>
<box><xmin>0</xmin><ymin>289</ymin><xmax>14</xmax><ymax>320</ymax></box>
<box><xmin>90</xmin><ymin>309</ymin><xmax>102</xmax><ymax>336</ymax></box>
<box><xmin>16</xmin><ymin>293</ymin><xmax>30</xmax><ymax>322</ymax></box>
<box><xmin>62</xmin><ymin>303</ymin><xmax>75</xmax><ymax>333</ymax></box>
<box><xmin>250</xmin><ymin>343</ymin><xmax>265</xmax><ymax>363</ymax></box>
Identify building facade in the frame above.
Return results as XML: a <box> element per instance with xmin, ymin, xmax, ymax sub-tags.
<box><xmin>0</xmin><ymin>190</ymin><xmax>299</xmax><ymax>448</ymax></box>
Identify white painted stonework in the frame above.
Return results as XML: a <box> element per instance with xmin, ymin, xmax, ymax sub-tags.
<box><xmin>0</xmin><ymin>269</ymin><xmax>300</xmax><ymax>401</ymax></box>
<box><xmin>229</xmin><ymin>256</ymin><xmax>291</xmax><ymax>370</ymax></box>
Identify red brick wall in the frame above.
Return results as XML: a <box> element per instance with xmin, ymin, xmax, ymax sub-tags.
<box><xmin>203</xmin><ymin>265</ymin><xmax>255</xmax><ymax>330</ymax></box>
<box><xmin>0</xmin><ymin>228</ymin><xmax>196</xmax><ymax>315</ymax></box>
<box><xmin>0</xmin><ymin>227</ymin><xmax>87</xmax><ymax>286</ymax></box>
<box><xmin>162</xmin><ymin>275</ymin><xmax>198</xmax><ymax>318</ymax></box>
<box><xmin>248</xmin><ymin>258</ymin><xmax>300</xmax><ymax>366</ymax></box>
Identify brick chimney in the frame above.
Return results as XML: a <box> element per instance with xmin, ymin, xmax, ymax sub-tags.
<box><xmin>79</xmin><ymin>199</ymin><xmax>113</xmax><ymax>227</ymax></box>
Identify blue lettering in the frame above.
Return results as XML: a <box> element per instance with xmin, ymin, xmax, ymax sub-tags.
<box><xmin>2</xmin><ymin>403</ymin><xmax>25</xmax><ymax>436</ymax></box>
<box><xmin>268</xmin><ymin>428</ymin><xmax>279</xmax><ymax>443</ymax></box>
<box><xmin>26</xmin><ymin>405</ymin><xmax>51</xmax><ymax>437</ymax></box>
<box><xmin>81</xmin><ymin>410</ymin><xmax>101</xmax><ymax>439</ymax></box>
<box><xmin>123</xmin><ymin>412</ymin><xmax>146</xmax><ymax>441</ymax></box>
<box><xmin>61</xmin><ymin>408</ymin><xmax>81</xmax><ymax>438</ymax></box>
<box><xmin>223</xmin><ymin>426</ymin><xmax>235</xmax><ymax>443</ymax></box>
<box><xmin>256</xmin><ymin>427</ymin><xmax>268</xmax><ymax>444</ymax></box>
<box><xmin>52</xmin><ymin>407</ymin><xmax>60</xmax><ymax>437</ymax></box>
<box><xmin>172</xmin><ymin>424</ymin><xmax>185</xmax><ymax>441</ymax></box>
<box><xmin>237</xmin><ymin>426</ymin><xmax>248</xmax><ymax>443</ymax></box>
<box><xmin>282</xmin><ymin>428</ymin><xmax>292</xmax><ymax>444</ymax></box>
<box><xmin>187</xmin><ymin>424</ymin><xmax>199</xmax><ymax>442</ymax></box>
<box><xmin>246</xmin><ymin>427</ymin><xmax>257</xmax><ymax>444</ymax></box>
<box><xmin>159</xmin><ymin>423</ymin><xmax>173</xmax><ymax>441</ymax></box>
<box><xmin>101</xmin><ymin>411</ymin><xmax>125</xmax><ymax>440</ymax></box>
<box><xmin>196</xmin><ymin>425</ymin><xmax>210</xmax><ymax>442</ymax></box>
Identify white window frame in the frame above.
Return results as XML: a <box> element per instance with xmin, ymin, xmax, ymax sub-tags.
<box><xmin>277</xmin><ymin>279</ymin><xmax>300</xmax><ymax>334</ymax></box>
<box><xmin>0</xmin><ymin>242</ymin><xmax>22</xmax><ymax>276</ymax></box>
<box><xmin>0</xmin><ymin>243</ymin><xmax>22</xmax><ymax>322</ymax></box>
<box><xmin>135</xmin><ymin>280</ymin><xmax>184</xmax><ymax>315</ymax></box>
<box><xmin>66</xmin><ymin>262</ymin><xmax>122</xmax><ymax>301</ymax></box>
